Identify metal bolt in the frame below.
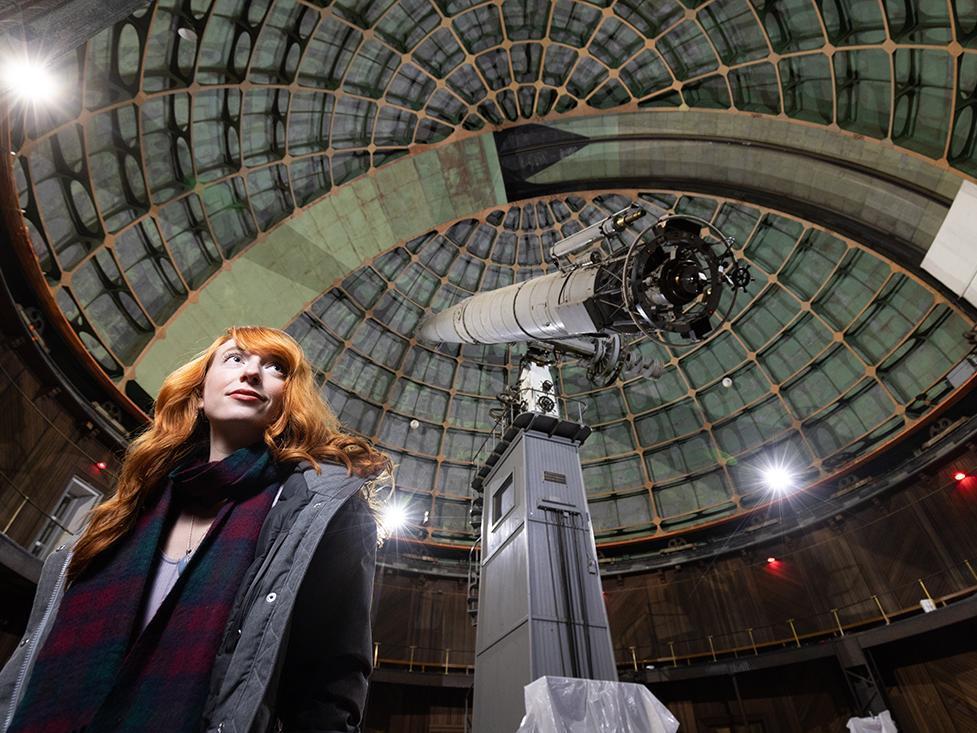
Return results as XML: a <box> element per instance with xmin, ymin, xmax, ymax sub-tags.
<box><xmin>266</xmin><ymin>592</ymin><xmax>277</xmax><ymax>603</ymax></box>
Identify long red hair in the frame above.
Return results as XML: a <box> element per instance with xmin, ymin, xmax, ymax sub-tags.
<box><xmin>68</xmin><ymin>326</ymin><xmax>390</xmax><ymax>582</ymax></box>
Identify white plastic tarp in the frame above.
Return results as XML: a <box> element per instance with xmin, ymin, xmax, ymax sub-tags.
<box><xmin>515</xmin><ymin>676</ymin><xmax>679</xmax><ymax>733</ymax></box>
<box><xmin>846</xmin><ymin>711</ymin><xmax>898</xmax><ymax>733</ymax></box>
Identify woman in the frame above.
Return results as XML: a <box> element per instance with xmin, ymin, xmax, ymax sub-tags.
<box><xmin>0</xmin><ymin>326</ymin><xmax>389</xmax><ymax>733</ymax></box>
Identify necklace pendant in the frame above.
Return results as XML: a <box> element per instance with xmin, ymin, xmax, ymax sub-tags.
<box><xmin>177</xmin><ymin>552</ymin><xmax>191</xmax><ymax>575</ymax></box>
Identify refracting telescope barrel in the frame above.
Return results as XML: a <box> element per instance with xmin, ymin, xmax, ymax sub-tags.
<box><xmin>417</xmin><ymin>214</ymin><xmax>741</xmax><ymax>348</ymax></box>
<box><xmin>416</xmin><ymin>265</ymin><xmax>607</xmax><ymax>345</ymax></box>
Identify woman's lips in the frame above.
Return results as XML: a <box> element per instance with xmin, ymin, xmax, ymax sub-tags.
<box><xmin>229</xmin><ymin>392</ymin><xmax>263</xmax><ymax>402</ymax></box>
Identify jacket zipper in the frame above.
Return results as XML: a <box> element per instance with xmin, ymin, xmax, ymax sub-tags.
<box><xmin>209</xmin><ymin>499</ymin><xmax>329</xmax><ymax>730</ymax></box>
<box><xmin>204</xmin><ymin>491</ymin><xmax>299</xmax><ymax>726</ymax></box>
<box><xmin>4</xmin><ymin>553</ymin><xmax>70</xmax><ymax>732</ymax></box>
<box><xmin>227</xmin><ymin>514</ymin><xmax>296</xmax><ymax>641</ymax></box>
<box><xmin>230</xmin><ymin>492</ymin><xmax>329</xmax><ymax>635</ymax></box>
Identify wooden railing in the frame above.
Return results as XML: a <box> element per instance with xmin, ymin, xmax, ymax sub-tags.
<box><xmin>372</xmin><ymin>557</ymin><xmax>977</xmax><ymax>676</ymax></box>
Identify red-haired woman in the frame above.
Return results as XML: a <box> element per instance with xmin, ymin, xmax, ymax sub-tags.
<box><xmin>0</xmin><ymin>326</ymin><xmax>389</xmax><ymax>733</ymax></box>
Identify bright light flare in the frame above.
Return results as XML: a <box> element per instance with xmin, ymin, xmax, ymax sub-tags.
<box><xmin>380</xmin><ymin>502</ymin><xmax>409</xmax><ymax>533</ymax></box>
<box><xmin>2</xmin><ymin>57</ymin><xmax>58</xmax><ymax>105</ymax></box>
<box><xmin>761</xmin><ymin>465</ymin><xmax>795</xmax><ymax>493</ymax></box>
<box><xmin>766</xmin><ymin>556</ymin><xmax>777</xmax><ymax>564</ymax></box>
<box><xmin>954</xmin><ymin>471</ymin><xmax>967</xmax><ymax>482</ymax></box>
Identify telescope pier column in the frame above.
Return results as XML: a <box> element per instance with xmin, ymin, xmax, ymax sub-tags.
<box><xmin>471</xmin><ymin>412</ymin><xmax>617</xmax><ymax>733</ymax></box>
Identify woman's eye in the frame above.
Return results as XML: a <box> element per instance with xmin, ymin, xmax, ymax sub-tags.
<box><xmin>267</xmin><ymin>362</ymin><xmax>286</xmax><ymax>375</ymax></box>
<box><xmin>226</xmin><ymin>352</ymin><xmax>243</xmax><ymax>363</ymax></box>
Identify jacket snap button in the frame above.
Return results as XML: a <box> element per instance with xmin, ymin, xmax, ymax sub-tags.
<box><xmin>19</xmin><ymin>637</ymin><xmax>29</xmax><ymax>647</ymax></box>
<box><xmin>55</xmin><ymin>544</ymin><xmax>65</xmax><ymax>552</ymax></box>
<box><xmin>217</xmin><ymin>723</ymin><xmax>224</xmax><ymax>733</ymax></box>
<box><xmin>266</xmin><ymin>592</ymin><xmax>277</xmax><ymax>603</ymax></box>
<box><xmin>313</xmin><ymin>502</ymin><xmax>322</xmax><ymax>509</ymax></box>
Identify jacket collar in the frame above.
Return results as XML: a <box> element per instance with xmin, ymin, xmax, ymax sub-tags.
<box><xmin>300</xmin><ymin>461</ymin><xmax>364</xmax><ymax>496</ymax></box>
<box><xmin>255</xmin><ymin>461</ymin><xmax>363</xmax><ymax>557</ymax></box>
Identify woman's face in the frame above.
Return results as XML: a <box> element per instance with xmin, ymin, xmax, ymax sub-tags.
<box><xmin>200</xmin><ymin>339</ymin><xmax>287</xmax><ymax>450</ymax></box>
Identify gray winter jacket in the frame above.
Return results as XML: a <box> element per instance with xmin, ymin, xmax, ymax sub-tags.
<box><xmin>0</xmin><ymin>462</ymin><xmax>377</xmax><ymax>733</ymax></box>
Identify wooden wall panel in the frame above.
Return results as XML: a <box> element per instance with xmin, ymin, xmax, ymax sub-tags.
<box><xmin>874</xmin><ymin>618</ymin><xmax>977</xmax><ymax>733</ymax></box>
<box><xmin>601</xmin><ymin>448</ymin><xmax>977</xmax><ymax>660</ymax></box>
<box><xmin>0</xmin><ymin>342</ymin><xmax>119</xmax><ymax>551</ymax></box>
<box><xmin>0</xmin><ymin>341</ymin><xmax>123</xmax><ymax>675</ymax></box>
<box><xmin>644</xmin><ymin>576</ymin><xmax>702</xmax><ymax>654</ymax></box>
<box><xmin>790</xmin><ymin>528</ymin><xmax>876</xmax><ymax>627</ymax></box>
<box><xmin>603</xmin><ymin>575</ymin><xmax>656</xmax><ymax>653</ymax></box>
<box><xmin>652</xmin><ymin>658</ymin><xmax>853</xmax><ymax>733</ymax></box>
<box><xmin>372</xmin><ymin>572</ymin><xmax>476</xmax><ymax>667</ymax></box>
<box><xmin>364</xmin><ymin>683</ymin><xmax>470</xmax><ymax>733</ymax></box>
<box><xmin>846</xmin><ymin>492</ymin><xmax>945</xmax><ymax>611</ymax></box>
<box><xmin>747</xmin><ymin>551</ymin><xmax>822</xmax><ymax>639</ymax></box>
<box><xmin>916</xmin><ymin>482</ymin><xmax>977</xmax><ymax>592</ymax></box>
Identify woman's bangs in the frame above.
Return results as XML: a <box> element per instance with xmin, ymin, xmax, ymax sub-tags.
<box><xmin>230</xmin><ymin>327</ymin><xmax>302</xmax><ymax>376</ymax></box>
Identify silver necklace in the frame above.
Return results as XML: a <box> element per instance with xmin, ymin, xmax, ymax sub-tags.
<box><xmin>186</xmin><ymin>514</ymin><xmax>196</xmax><ymax>556</ymax></box>
<box><xmin>177</xmin><ymin>515</ymin><xmax>196</xmax><ymax>575</ymax></box>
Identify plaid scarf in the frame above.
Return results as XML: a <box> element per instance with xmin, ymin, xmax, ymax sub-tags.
<box><xmin>9</xmin><ymin>445</ymin><xmax>281</xmax><ymax>733</ymax></box>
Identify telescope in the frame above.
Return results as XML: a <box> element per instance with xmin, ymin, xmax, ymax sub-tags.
<box><xmin>417</xmin><ymin>204</ymin><xmax>752</xmax><ymax>385</ymax></box>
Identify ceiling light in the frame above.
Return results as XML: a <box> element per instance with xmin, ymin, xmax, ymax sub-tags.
<box><xmin>2</xmin><ymin>57</ymin><xmax>58</xmax><ymax>104</ymax></box>
<box><xmin>380</xmin><ymin>502</ymin><xmax>409</xmax><ymax>533</ymax></box>
<box><xmin>954</xmin><ymin>471</ymin><xmax>967</xmax><ymax>481</ymax></box>
<box><xmin>766</xmin><ymin>556</ymin><xmax>776</xmax><ymax>564</ymax></box>
<box><xmin>762</xmin><ymin>465</ymin><xmax>794</xmax><ymax>493</ymax></box>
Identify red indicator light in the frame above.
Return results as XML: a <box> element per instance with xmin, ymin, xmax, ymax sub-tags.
<box><xmin>955</xmin><ymin>472</ymin><xmax>967</xmax><ymax>481</ymax></box>
<box><xmin>95</xmin><ymin>461</ymin><xmax>108</xmax><ymax>470</ymax></box>
<box><xmin>767</xmin><ymin>557</ymin><xmax>776</xmax><ymax>564</ymax></box>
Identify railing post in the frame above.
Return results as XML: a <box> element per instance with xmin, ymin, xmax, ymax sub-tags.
<box><xmin>629</xmin><ymin>646</ymin><xmax>638</xmax><ymax>671</ymax></box>
<box><xmin>872</xmin><ymin>594</ymin><xmax>890</xmax><ymax>624</ymax></box>
<box><xmin>965</xmin><ymin>559</ymin><xmax>977</xmax><ymax>584</ymax></box>
<box><xmin>831</xmin><ymin>608</ymin><xmax>845</xmax><ymax>637</ymax></box>
<box><xmin>444</xmin><ymin>648</ymin><xmax>450</xmax><ymax>674</ymax></box>
<box><xmin>2</xmin><ymin>496</ymin><xmax>28</xmax><ymax>534</ymax></box>
<box><xmin>373</xmin><ymin>642</ymin><xmax>379</xmax><ymax>669</ymax></box>
<box><xmin>747</xmin><ymin>628</ymin><xmax>757</xmax><ymax>656</ymax></box>
<box><xmin>408</xmin><ymin>645</ymin><xmax>416</xmax><ymax>672</ymax></box>
<box><xmin>918</xmin><ymin>578</ymin><xmax>937</xmax><ymax>607</ymax></box>
<box><xmin>787</xmin><ymin>619</ymin><xmax>801</xmax><ymax>648</ymax></box>
<box><xmin>668</xmin><ymin>641</ymin><xmax>677</xmax><ymax>667</ymax></box>
<box><xmin>707</xmin><ymin>635</ymin><xmax>717</xmax><ymax>662</ymax></box>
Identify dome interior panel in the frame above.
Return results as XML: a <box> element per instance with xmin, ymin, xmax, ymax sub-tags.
<box><xmin>8</xmin><ymin>0</ymin><xmax>977</xmax><ymax>547</ymax></box>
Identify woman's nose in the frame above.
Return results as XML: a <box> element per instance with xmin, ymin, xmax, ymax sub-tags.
<box><xmin>241</xmin><ymin>357</ymin><xmax>262</xmax><ymax>380</ymax></box>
